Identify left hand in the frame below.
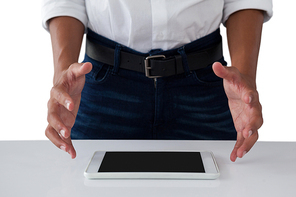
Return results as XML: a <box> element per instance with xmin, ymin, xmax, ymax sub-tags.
<box><xmin>213</xmin><ymin>62</ymin><xmax>263</xmax><ymax>162</ymax></box>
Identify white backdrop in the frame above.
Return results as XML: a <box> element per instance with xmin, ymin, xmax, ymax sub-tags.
<box><xmin>0</xmin><ymin>1</ymin><xmax>295</xmax><ymax>141</ymax></box>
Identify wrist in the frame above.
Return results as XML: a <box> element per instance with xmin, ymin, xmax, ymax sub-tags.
<box><xmin>229</xmin><ymin>63</ymin><xmax>257</xmax><ymax>91</ymax></box>
<box><xmin>53</xmin><ymin>61</ymin><xmax>74</xmax><ymax>85</ymax></box>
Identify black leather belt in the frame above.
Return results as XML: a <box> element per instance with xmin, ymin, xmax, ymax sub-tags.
<box><xmin>86</xmin><ymin>37</ymin><xmax>223</xmax><ymax>78</ymax></box>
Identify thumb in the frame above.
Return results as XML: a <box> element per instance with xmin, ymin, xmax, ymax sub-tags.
<box><xmin>212</xmin><ymin>62</ymin><xmax>240</xmax><ymax>83</ymax></box>
<box><xmin>69</xmin><ymin>62</ymin><xmax>93</xmax><ymax>79</ymax></box>
<box><xmin>79</xmin><ymin>62</ymin><xmax>93</xmax><ymax>76</ymax></box>
<box><xmin>64</xmin><ymin>62</ymin><xmax>92</xmax><ymax>111</ymax></box>
<box><xmin>212</xmin><ymin>62</ymin><xmax>229</xmax><ymax>79</ymax></box>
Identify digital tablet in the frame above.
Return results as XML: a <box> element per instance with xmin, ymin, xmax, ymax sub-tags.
<box><xmin>84</xmin><ymin>151</ymin><xmax>220</xmax><ymax>179</ymax></box>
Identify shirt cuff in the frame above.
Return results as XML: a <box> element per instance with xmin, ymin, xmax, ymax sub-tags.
<box><xmin>41</xmin><ymin>1</ymin><xmax>88</xmax><ymax>32</ymax></box>
<box><xmin>223</xmin><ymin>0</ymin><xmax>273</xmax><ymax>25</ymax></box>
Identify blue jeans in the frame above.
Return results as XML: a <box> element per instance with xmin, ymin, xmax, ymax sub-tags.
<box><xmin>71</xmin><ymin>29</ymin><xmax>236</xmax><ymax>140</ymax></box>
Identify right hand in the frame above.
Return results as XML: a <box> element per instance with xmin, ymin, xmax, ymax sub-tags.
<box><xmin>45</xmin><ymin>62</ymin><xmax>92</xmax><ymax>159</ymax></box>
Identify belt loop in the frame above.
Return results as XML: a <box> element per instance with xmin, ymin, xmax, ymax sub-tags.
<box><xmin>112</xmin><ymin>44</ymin><xmax>122</xmax><ymax>74</ymax></box>
<box><xmin>177</xmin><ymin>46</ymin><xmax>190</xmax><ymax>76</ymax></box>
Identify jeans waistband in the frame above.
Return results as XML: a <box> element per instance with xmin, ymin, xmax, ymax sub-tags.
<box><xmin>86</xmin><ymin>28</ymin><xmax>226</xmax><ymax>77</ymax></box>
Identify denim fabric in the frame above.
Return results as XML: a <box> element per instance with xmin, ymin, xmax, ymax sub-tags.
<box><xmin>71</xmin><ymin>29</ymin><xmax>237</xmax><ymax>140</ymax></box>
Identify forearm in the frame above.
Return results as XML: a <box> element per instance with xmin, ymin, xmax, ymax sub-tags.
<box><xmin>48</xmin><ymin>16</ymin><xmax>85</xmax><ymax>83</ymax></box>
<box><xmin>226</xmin><ymin>9</ymin><xmax>264</xmax><ymax>85</ymax></box>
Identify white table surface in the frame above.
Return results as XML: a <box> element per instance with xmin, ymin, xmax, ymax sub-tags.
<box><xmin>0</xmin><ymin>140</ymin><xmax>295</xmax><ymax>197</ymax></box>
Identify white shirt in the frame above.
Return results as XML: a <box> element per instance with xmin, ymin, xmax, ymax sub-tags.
<box><xmin>42</xmin><ymin>0</ymin><xmax>273</xmax><ymax>53</ymax></box>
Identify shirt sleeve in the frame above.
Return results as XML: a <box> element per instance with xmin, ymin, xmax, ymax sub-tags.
<box><xmin>41</xmin><ymin>0</ymin><xmax>88</xmax><ymax>32</ymax></box>
<box><xmin>223</xmin><ymin>0</ymin><xmax>273</xmax><ymax>25</ymax></box>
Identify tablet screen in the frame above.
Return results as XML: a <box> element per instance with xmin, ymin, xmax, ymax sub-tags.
<box><xmin>98</xmin><ymin>152</ymin><xmax>205</xmax><ymax>173</ymax></box>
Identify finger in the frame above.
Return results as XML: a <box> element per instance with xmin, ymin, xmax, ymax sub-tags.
<box><xmin>47</xmin><ymin>98</ymin><xmax>70</xmax><ymax>138</ymax></box>
<box><xmin>59</xmin><ymin>62</ymin><xmax>92</xmax><ymax>111</ymax></box>
<box><xmin>51</xmin><ymin>62</ymin><xmax>92</xmax><ymax>111</ymax></box>
<box><xmin>47</xmin><ymin>111</ymin><xmax>69</xmax><ymax>138</ymax></box>
<box><xmin>242</xmin><ymin>112</ymin><xmax>263</xmax><ymax>139</ymax></box>
<box><xmin>80</xmin><ymin>62</ymin><xmax>93</xmax><ymax>75</ymax></box>
<box><xmin>47</xmin><ymin>98</ymin><xmax>77</xmax><ymax>138</ymax></box>
<box><xmin>50</xmin><ymin>86</ymin><xmax>73</xmax><ymax>111</ymax></box>
<box><xmin>236</xmin><ymin>131</ymin><xmax>259</xmax><ymax>158</ymax></box>
<box><xmin>242</xmin><ymin>93</ymin><xmax>263</xmax><ymax>139</ymax></box>
<box><xmin>230</xmin><ymin>132</ymin><xmax>244</xmax><ymax>162</ymax></box>
<box><xmin>45</xmin><ymin>125</ymin><xmax>76</xmax><ymax>159</ymax></box>
<box><xmin>212</xmin><ymin>62</ymin><xmax>240</xmax><ymax>82</ymax></box>
<box><xmin>212</xmin><ymin>62</ymin><xmax>226</xmax><ymax>78</ymax></box>
<box><xmin>68</xmin><ymin>62</ymin><xmax>92</xmax><ymax>80</ymax></box>
<box><xmin>243</xmin><ymin>89</ymin><xmax>257</xmax><ymax>104</ymax></box>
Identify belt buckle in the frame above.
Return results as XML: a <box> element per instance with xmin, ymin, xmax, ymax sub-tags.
<box><xmin>144</xmin><ymin>55</ymin><xmax>166</xmax><ymax>78</ymax></box>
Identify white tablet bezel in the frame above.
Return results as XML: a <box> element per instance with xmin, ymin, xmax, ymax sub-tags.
<box><xmin>84</xmin><ymin>150</ymin><xmax>220</xmax><ymax>180</ymax></box>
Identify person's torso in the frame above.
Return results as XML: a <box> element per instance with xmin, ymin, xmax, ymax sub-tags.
<box><xmin>86</xmin><ymin>0</ymin><xmax>224</xmax><ymax>53</ymax></box>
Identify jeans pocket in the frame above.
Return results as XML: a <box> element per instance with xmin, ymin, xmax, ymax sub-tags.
<box><xmin>192</xmin><ymin>65</ymin><xmax>223</xmax><ymax>86</ymax></box>
<box><xmin>84</xmin><ymin>55</ymin><xmax>112</xmax><ymax>84</ymax></box>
